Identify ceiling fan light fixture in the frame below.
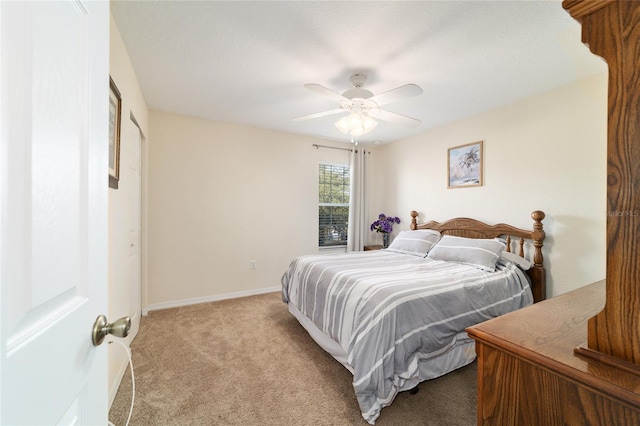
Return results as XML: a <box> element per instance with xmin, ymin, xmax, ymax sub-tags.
<box><xmin>335</xmin><ymin>112</ymin><xmax>377</xmax><ymax>136</ymax></box>
<box><xmin>296</xmin><ymin>73</ymin><xmax>422</xmax><ymax>139</ymax></box>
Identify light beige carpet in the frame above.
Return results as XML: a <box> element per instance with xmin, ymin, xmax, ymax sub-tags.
<box><xmin>109</xmin><ymin>292</ymin><xmax>476</xmax><ymax>426</ymax></box>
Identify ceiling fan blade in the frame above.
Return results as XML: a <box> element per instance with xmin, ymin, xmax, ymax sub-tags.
<box><xmin>292</xmin><ymin>108</ymin><xmax>346</xmax><ymax>122</ymax></box>
<box><xmin>369</xmin><ymin>108</ymin><xmax>421</xmax><ymax>127</ymax></box>
<box><xmin>303</xmin><ymin>83</ymin><xmax>348</xmax><ymax>102</ymax></box>
<box><xmin>368</xmin><ymin>84</ymin><xmax>423</xmax><ymax>106</ymax></box>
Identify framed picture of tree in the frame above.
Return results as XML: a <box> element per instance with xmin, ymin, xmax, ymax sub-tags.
<box><xmin>447</xmin><ymin>141</ymin><xmax>483</xmax><ymax>188</ymax></box>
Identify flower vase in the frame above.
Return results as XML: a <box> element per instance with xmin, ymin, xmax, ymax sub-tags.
<box><xmin>382</xmin><ymin>233</ymin><xmax>390</xmax><ymax>248</ymax></box>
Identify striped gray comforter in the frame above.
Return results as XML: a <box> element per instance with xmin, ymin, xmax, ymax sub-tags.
<box><xmin>281</xmin><ymin>250</ymin><xmax>533</xmax><ymax>424</ymax></box>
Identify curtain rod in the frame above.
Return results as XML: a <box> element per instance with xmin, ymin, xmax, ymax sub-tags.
<box><xmin>312</xmin><ymin>143</ymin><xmax>353</xmax><ymax>152</ymax></box>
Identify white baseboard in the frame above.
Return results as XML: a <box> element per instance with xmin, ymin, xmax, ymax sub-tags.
<box><xmin>142</xmin><ymin>286</ymin><xmax>281</xmax><ymax>315</ymax></box>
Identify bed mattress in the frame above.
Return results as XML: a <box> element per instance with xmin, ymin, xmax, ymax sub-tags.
<box><xmin>281</xmin><ymin>250</ymin><xmax>532</xmax><ymax>424</ymax></box>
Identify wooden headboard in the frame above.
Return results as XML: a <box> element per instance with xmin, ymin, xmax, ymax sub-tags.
<box><xmin>410</xmin><ymin>210</ymin><xmax>546</xmax><ymax>303</ymax></box>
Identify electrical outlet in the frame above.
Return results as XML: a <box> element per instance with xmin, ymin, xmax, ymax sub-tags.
<box><xmin>250</xmin><ymin>260</ymin><xmax>256</xmax><ymax>269</ymax></box>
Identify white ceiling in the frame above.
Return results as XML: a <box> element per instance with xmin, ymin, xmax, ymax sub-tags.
<box><xmin>110</xmin><ymin>0</ymin><xmax>606</xmax><ymax>145</ymax></box>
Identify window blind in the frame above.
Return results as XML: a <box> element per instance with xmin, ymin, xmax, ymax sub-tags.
<box><xmin>319</xmin><ymin>163</ymin><xmax>350</xmax><ymax>247</ymax></box>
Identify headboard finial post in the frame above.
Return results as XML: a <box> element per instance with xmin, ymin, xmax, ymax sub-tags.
<box><xmin>410</xmin><ymin>211</ymin><xmax>418</xmax><ymax>230</ymax></box>
<box><xmin>532</xmin><ymin>210</ymin><xmax>546</xmax><ymax>225</ymax></box>
<box><xmin>531</xmin><ymin>211</ymin><xmax>546</xmax><ymax>265</ymax></box>
<box><xmin>530</xmin><ymin>210</ymin><xmax>546</xmax><ymax>301</ymax></box>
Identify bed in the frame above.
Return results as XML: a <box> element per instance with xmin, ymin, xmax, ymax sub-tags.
<box><xmin>281</xmin><ymin>210</ymin><xmax>546</xmax><ymax>424</ymax></box>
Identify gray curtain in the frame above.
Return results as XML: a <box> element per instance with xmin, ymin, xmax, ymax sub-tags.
<box><xmin>347</xmin><ymin>149</ymin><xmax>368</xmax><ymax>252</ymax></box>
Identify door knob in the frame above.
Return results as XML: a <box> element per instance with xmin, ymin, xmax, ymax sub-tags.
<box><xmin>91</xmin><ymin>315</ymin><xmax>131</xmax><ymax>346</ymax></box>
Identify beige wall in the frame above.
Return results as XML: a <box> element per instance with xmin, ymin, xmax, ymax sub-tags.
<box><xmin>146</xmin><ymin>111</ymin><xmax>352</xmax><ymax>309</ymax></box>
<box><xmin>146</xmin><ymin>73</ymin><xmax>607</xmax><ymax>307</ymax></box>
<box><xmin>369</xmin><ymin>73</ymin><xmax>608</xmax><ymax>297</ymax></box>
<box><xmin>108</xmin><ymin>15</ymin><xmax>149</xmax><ymax>407</ymax></box>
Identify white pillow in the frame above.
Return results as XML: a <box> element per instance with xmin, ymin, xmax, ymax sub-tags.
<box><xmin>427</xmin><ymin>235</ymin><xmax>505</xmax><ymax>272</ymax></box>
<box><xmin>501</xmin><ymin>251</ymin><xmax>533</xmax><ymax>270</ymax></box>
<box><xmin>385</xmin><ymin>229</ymin><xmax>441</xmax><ymax>257</ymax></box>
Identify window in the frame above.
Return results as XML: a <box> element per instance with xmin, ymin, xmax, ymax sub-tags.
<box><xmin>319</xmin><ymin>163</ymin><xmax>350</xmax><ymax>247</ymax></box>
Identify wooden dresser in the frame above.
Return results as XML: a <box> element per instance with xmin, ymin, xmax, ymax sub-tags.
<box><xmin>467</xmin><ymin>280</ymin><xmax>640</xmax><ymax>424</ymax></box>
<box><xmin>468</xmin><ymin>1</ymin><xmax>640</xmax><ymax>424</ymax></box>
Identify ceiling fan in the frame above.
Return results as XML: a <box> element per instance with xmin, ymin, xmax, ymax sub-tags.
<box><xmin>292</xmin><ymin>74</ymin><xmax>423</xmax><ymax>137</ymax></box>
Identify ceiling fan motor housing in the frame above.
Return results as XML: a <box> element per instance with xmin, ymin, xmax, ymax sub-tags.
<box><xmin>340</xmin><ymin>97</ymin><xmax>376</xmax><ymax>112</ymax></box>
<box><xmin>342</xmin><ymin>88</ymin><xmax>374</xmax><ymax>100</ymax></box>
<box><xmin>343</xmin><ymin>74</ymin><xmax>373</xmax><ymax>99</ymax></box>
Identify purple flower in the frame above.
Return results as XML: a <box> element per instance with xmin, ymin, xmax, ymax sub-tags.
<box><xmin>370</xmin><ymin>213</ymin><xmax>401</xmax><ymax>234</ymax></box>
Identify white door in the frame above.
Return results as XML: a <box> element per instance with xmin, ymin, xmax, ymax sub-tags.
<box><xmin>1</xmin><ymin>1</ymin><xmax>109</xmax><ymax>424</ymax></box>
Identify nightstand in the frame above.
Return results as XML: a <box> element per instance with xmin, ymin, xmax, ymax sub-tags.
<box><xmin>364</xmin><ymin>245</ymin><xmax>383</xmax><ymax>251</ymax></box>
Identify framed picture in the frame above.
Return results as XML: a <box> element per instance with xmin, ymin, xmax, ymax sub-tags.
<box><xmin>109</xmin><ymin>77</ymin><xmax>122</xmax><ymax>189</ymax></box>
<box><xmin>448</xmin><ymin>140</ymin><xmax>483</xmax><ymax>188</ymax></box>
